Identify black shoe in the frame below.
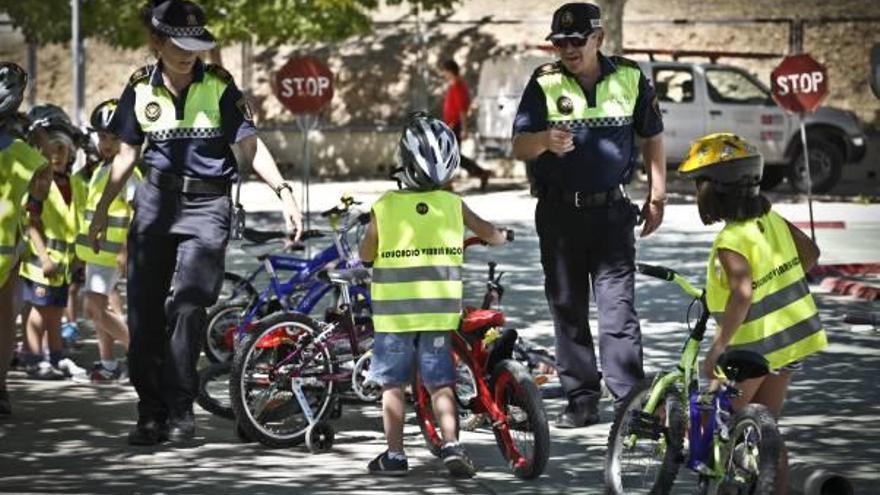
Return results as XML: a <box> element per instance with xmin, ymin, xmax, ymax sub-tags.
<box><xmin>0</xmin><ymin>389</ymin><xmax>10</xmax><ymax>416</ymax></box>
<box><xmin>127</xmin><ymin>419</ymin><xmax>168</xmax><ymax>446</ymax></box>
<box><xmin>367</xmin><ymin>451</ymin><xmax>409</xmax><ymax>476</ymax></box>
<box><xmin>440</xmin><ymin>443</ymin><xmax>477</xmax><ymax>478</ymax></box>
<box><xmin>168</xmin><ymin>412</ymin><xmax>196</xmax><ymax>443</ymax></box>
<box><xmin>554</xmin><ymin>402</ymin><xmax>600</xmax><ymax>429</ymax></box>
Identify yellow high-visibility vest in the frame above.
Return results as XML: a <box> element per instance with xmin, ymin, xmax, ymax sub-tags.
<box><xmin>0</xmin><ymin>134</ymin><xmax>48</xmax><ymax>286</ymax></box>
<box><xmin>706</xmin><ymin>210</ymin><xmax>828</xmax><ymax>370</ymax></box>
<box><xmin>75</xmin><ymin>165</ymin><xmax>142</xmax><ymax>266</ymax></box>
<box><xmin>371</xmin><ymin>190</ymin><xmax>464</xmax><ymax>333</ymax></box>
<box><xmin>19</xmin><ymin>179</ymin><xmax>77</xmax><ymax>287</ymax></box>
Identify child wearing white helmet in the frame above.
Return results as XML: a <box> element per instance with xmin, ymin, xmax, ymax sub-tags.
<box><xmin>359</xmin><ymin>112</ymin><xmax>512</xmax><ymax>477</ymax></box>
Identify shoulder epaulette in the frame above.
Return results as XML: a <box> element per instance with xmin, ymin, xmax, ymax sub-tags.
<box><xmin>205</xmin><ymin>63</ymin><xmax>234</xmax><ymax>84</ymax></box>
<box><xmin>128</xmin><ymin>65</ymin><xmax>152</xmax><ymax>86</ymax></box>
<box><xmin>534</xmin><ymin>62</ymin><xmax>563</xmax><ymax>77</ymax></box>
<box><xmin>610</xmin><ymin>56</ymin><xmax>642</xmax><ymax>70</ymax></box>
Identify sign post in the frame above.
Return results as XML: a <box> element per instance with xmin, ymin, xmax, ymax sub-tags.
<box><xmin>273</xmin><ymin>56</ymin><xmax>334</xmax><ymax>235</ymax></box>
<box><xmin>770</xmin><ymin>53</ymin><xmax>829</xmax><ymax>243</ymax></box>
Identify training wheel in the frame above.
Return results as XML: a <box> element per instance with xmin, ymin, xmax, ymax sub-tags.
<box><xmin>305</xmin><ymin>421</ymin><xmax>335</xmax><ymax>453</ymax></box>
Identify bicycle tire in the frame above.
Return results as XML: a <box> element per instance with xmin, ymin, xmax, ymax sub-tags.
<box><xmin>217</xmin><ymin>272</ymin><xmax>258</xmax><ymax>307</ymax></box>
<box><xmin>196</xmin><ymin>361</ymin><xmax>234</xmax><ymax>419</ymax></box>
<box><xmin>230</xmin><ymin>312</ymin><xmax>335</xmax><ymax>448</ymax></box>
<box><xmin>414</xmin><ymin>369</ymin><xmax>465</xmax><ymax>458</ymax></box>
<box><xmin>719</xmin><ymin>404</ymin><xmax>781</xmax><ymax>495</ymax></box>
<box><xmin>605</xmin><ymin>378</ymin><xmax>686</xmax><ymax>495</ymax></box>
<box><xmin>204</xmin><ymin>303</ymin><xmax>247</xmax><ymax>363</ymax></box>
<box><xmin>490</xmin><ymin>359</ymin><xmax>550</xmax><ymax>479</ymax></box>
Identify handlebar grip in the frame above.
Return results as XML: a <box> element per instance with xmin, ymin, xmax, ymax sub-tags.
<box><xmin>357</xmin><ymin>212</ymin><xmax>371</xmax><ymax>225</ymax></box>
<box><xmin>320</xmin><ymin>206</ymin><xmax>342</xmax><ymax>218</ymax></box>
<box><xmin>636</xmin><ymin>263</ymin><xmax>675</xmax><ymax>281</ymax></box>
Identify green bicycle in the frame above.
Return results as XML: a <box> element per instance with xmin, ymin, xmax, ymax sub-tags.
<box><xmin>605</xmin><ymin>263</ymin><xmax>782</xmax><ymax>495</ymax></box>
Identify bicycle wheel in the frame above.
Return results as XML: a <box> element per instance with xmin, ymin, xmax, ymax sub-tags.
<box><xmin>216</xmin><ymin>272</ymin><xmax>258</xmax><ymax>308</ymax></box>
<box><xmin>605</xmin><ymin>378</ymin><xmax>686</xmax><ymax>495</ymax></box>
<box><xmin>351</xmin><ymin>350</ymin><xmax>381</xmax><ymax>403</ymax></box>
<box><xmin>230</xmin><ymin>312</ymin><xmax>335</xmax><ymax>448</ymax></box>
<box><xmin>491</xmin><ymin>359</ymin><xmax>550</xmax><ymax>479</ymax></box>
<box><xmin>718</xmin><ymin>404</ymin><xmax>781</xmax><ymax>495</ymax></box>
<box><xmin>204</xmin><ymin>303</ymin><xmax>247</xmax><ymax>363</ymax></box>
<box><xmin>196</xmin><ymin>361</ymin><xmax>234</xmax><ymax>419</ymax></box>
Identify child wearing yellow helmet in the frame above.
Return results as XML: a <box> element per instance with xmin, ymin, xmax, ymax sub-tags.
<box><xmin>680</xmin><ymin>133</ymin><xmax>829</xmax><ymax>494</ymax></box>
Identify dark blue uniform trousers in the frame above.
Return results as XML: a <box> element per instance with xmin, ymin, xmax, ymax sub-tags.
<box><xmin>536</xmin><ymin>197</ymin><xmax>645</xmax><ymax>408</ymax></box>
<box><xmin>127</xmin><ymin>179</ymin><xmax>229</xmax><ymax>422</ymax></box>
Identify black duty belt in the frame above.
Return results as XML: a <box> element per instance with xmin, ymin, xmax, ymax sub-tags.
<box><xmin>148</xmin><ymin>167</ymin><xmax>231</xmax><ymax>196</ymax></box>
<box><xmin>537</xmin><ymin>185</ymin><xmax>626</xmax><ymax>208</ymax></box>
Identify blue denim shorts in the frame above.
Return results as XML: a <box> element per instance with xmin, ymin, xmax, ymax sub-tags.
<box><xmin>21</xmin><ymin>278</ymin><xmax>69</xmax><ymax>307</ymax></box>
<box><xmin>369</xmin><ymin>331</ymin><xmax>455</xmax><ymax>389</ymax></box>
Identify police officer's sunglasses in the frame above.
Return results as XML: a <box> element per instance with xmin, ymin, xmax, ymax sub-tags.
<box><xmin>550</xmin><ymin>33</ymin><xmax>593</xmax><ymax>48</ymax></box>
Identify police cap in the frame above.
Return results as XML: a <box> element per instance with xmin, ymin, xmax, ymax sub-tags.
<box><xmin>546</xmin><ymin>3</ymin><xmax>603</xmax><ymax>40</ymax></box>
<box><xmin>151</xmin><ymin>0</ymin><xmax>216</xmax><ymax>52</ymax></box>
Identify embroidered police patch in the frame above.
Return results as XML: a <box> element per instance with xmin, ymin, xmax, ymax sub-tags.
<box><xmin>561</xmin><ymin>10</ymin><xmax>575</xmax><ymax>28</ymax></box>
<box><xmin>236</xmin><ymin>97</ymin><xmax>254</xmax><ymax>121</ymax></box>
<box><xmin>144</xmin><ymin>102</ymin><xmax>162</xmax><ymax>122</ymax></box>
<box><xmin>416</xmin><ymin>202</ymin><xmax>429</xmax><ymax>215</ymax></box>
<box><xmin>557</xmin><ymin>96</ymin><xmax>574</xmax><ymax>115</ymax></box>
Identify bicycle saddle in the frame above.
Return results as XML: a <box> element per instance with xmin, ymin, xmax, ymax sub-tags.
<box><xmin>318</xmin><ymin>267</ymin><xmax>372</xmax><ymax>285</ymax></box>
<box><xmin>717</xmin><ymin>349</ymin><xmax>770</xmax><ymax>382</ymax></box>
<box><xmin>461</xmin><ymin>308</ymin><xmax>505</xmax><ymax>334</ymax></box>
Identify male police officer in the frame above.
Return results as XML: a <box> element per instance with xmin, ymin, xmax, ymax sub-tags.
<box><xmin>89</xmin><ymin>0</ymin><xmax>302</xmax><ymax>445</ymax></box>
<box><xmin>512</xmin><ymin>3</ymin><xmax>666</xmax><ymax>428</ymax></box>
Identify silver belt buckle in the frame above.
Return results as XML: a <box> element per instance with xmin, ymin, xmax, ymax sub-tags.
<box><xmin>574</xmin><ymin>191</ymin><xmax>583</xmax><ymax>208</ymax></box>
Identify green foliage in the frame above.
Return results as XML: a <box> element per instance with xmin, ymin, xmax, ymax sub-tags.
<box><xmin>0</xmin><ymin>0</ymin><xmax>458</xmax><ymax>48</ymax></box>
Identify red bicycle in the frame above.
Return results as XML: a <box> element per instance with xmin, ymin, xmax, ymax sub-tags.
<box><xmin>413</xmin><ymin>235</ymin><xmax>550</xmax><ymax>479</ymax></box>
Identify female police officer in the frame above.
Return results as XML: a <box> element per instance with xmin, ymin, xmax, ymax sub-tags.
<box><xmin>89</xmin><ymin>0</ymin><xmax>302</xmax><ymax>445</ymax></box>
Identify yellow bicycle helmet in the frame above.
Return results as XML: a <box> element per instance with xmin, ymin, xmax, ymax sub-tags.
<box><xmin>679</xmin><ymin>133</ymin><xmax>763</xmax><ymax>194</ymax></box>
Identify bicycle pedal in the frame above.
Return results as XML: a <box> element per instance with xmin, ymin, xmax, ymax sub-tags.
<box><xmin>627</xmin><ymin>410</ymin><xmax>665</xmax><ymax>440</ymax></box>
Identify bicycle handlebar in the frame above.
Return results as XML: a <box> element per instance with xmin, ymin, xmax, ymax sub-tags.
<box><xmin>636</xmin><ymin>263</ymin><xmax>702</xmax><ymax>299</ymax></box>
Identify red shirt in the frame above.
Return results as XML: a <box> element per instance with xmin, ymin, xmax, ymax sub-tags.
<box><xmin>443</xmin><ymin>77</ymin><xmax>470</xmax><ymax>128</ymax></box>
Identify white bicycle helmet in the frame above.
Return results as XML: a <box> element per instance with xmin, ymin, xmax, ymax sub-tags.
<box><xmin>393</xmin><ymin>112</ymin><xmax>460</xmax><ymax>190</ymax></box>
<box><xmin>90</xmin><ymin>98</ymin><xmax>118</xmax><ymax>132</ymax></box>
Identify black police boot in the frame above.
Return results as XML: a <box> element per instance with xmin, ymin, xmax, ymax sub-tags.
<box><xmin>168</xmin><ymin>410</ymin><xmax>196</xmax><ymax>443</ymax></box>
<box><xmin>127</xmin><ymin>418</ymin><xmax>169</xmax><ymax>446</ymax></box>
<box><xmin>554</xmin><ymin>401</ymin><xmax>600</xmax><ymax>429</ymax></box>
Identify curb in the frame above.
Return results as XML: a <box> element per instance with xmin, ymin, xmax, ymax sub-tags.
<box><xmin>810</xmin><ymin>263</ymin><xmax>880</xmax><ymax>301</ymax></box>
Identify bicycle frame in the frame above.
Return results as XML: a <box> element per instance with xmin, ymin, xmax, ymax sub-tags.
<box><xmin>636</xmin><ymin>265</ymin><xmax>752</xmax><ymax>483</ymax></box>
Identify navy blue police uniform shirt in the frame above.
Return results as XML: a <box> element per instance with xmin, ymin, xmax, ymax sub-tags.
<box><xmin>513</xmin><ymin>53</ymin><xmax>663</xmax><ymax>194</ymax></box>
<box><xmin>109</xmin><ymin>59</ymin><xmax>257</xmax><ymax>179</ymax></box>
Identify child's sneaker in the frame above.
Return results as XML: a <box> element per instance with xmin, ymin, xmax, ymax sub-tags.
<box><xmin>26</xmin><ymin>361</ymin><xmax>66</xmax><ymax>380</ymax></box>
<box><xmin>89</xmin><ymin>363</ymin><xmax>122</xmax><ymax>384</ymax></box>
<box><xmin>57</xmin><ymin>358</ymin><xmax>87</xmax><ymax>380</ymax></box>
<box><xmin>367</xmin><ymin>451</ymin><xmax>409</xmax><ymax>476</ymax></box>
<box><xmin>441</xmin><ymin>443</ymin><xmax>477</xmax><ymax>478</ymax></box>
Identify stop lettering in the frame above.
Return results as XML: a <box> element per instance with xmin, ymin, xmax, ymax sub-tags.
<box><xmin>273</xmin><ymin>56</ymin><xmax>335</xmax><ymax>114</ymax></box>
<box><xmin>771</xmin><ymin>53</ymin><xmax>828</xmax><ymax>114</ymax></box>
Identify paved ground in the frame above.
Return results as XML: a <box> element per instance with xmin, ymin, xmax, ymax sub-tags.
<box><xmin>1</xmin><ymin>176</ymin><xmax>878</xmax><ymax>494</ymax></box>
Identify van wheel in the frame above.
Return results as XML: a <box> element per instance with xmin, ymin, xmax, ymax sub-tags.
<box><xmin>759</xmin><ymin>167</ymin><xmax>786</xmax><ymax>191</ymax></box>
<box><xmin>788</xmin><ymin>136</ymin><xmax>843</xmax><ymax>194</ymax></box>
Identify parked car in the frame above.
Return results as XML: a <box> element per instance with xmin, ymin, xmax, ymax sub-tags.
<box><xmin>475</xmin><ymin>52</ymin><xmax>867</xmax><ymax>193</ymax></box>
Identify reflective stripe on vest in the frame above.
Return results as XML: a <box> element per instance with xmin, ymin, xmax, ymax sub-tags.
<box><xmin>0</xmin><ymin>136</ymin><xmax>48</xmax><ymax>286</ymax></box>
<box><xmin>371</xmin><ymin>190</ymin><xmax>464</xmax><ymax>333</ymax></box>
<box><xmin>19</xmin><ymin>180</ymin><xmax>77</xmax><ymax>287</ymax></box>
<box><xmin>706</xmin><ymin>210</ymin><xmax>828</xmax><ymax>370</ymax></box>
<box><xmin>133</xmin><ymin>71</ymin><xmax>226</xmax><ymax>142</ymax></box>
<box><xmin>75</xmin><ymin>166</ymin><xmax>140</xmax><ymax>266</ymax></box>
<box><xmin>536</xmin><ymin>63</ymin><xmax>641</xmax><ymax>128</ymax></box>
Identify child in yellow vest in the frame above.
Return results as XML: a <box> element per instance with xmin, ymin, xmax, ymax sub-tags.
<box><xmin>359</xmin><ymin>113</ymin><xmax>510</xmax><ymax>477</ymax></box>
<box><xmin>74</xmin><ymin>99</ymin><xmax>140</xmax><ymax>383</ymax></box>
<box><xmin>0</xmin><ymin>63</ymin><xmax>51</xmax><ymax>413</ymax></box>
<box><xmin>19</xmin><ymin>106</ymin><xmax>84</xmax><ymax>380</ymax></box>
<box><xmin>679</xmin><ymin>133</ymin><xmax>828</xmax><ymax>495</ymax></box>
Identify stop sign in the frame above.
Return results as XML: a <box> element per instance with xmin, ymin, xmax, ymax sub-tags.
<box><xmin>273</xmin><ymin>56</ymin><xmax>334</xmax><ymax>114</ymax></box>
<box><xmin>771</xmin><ymin>53</ymin><xmax>828</xmax><ymax>113</ymax></box>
